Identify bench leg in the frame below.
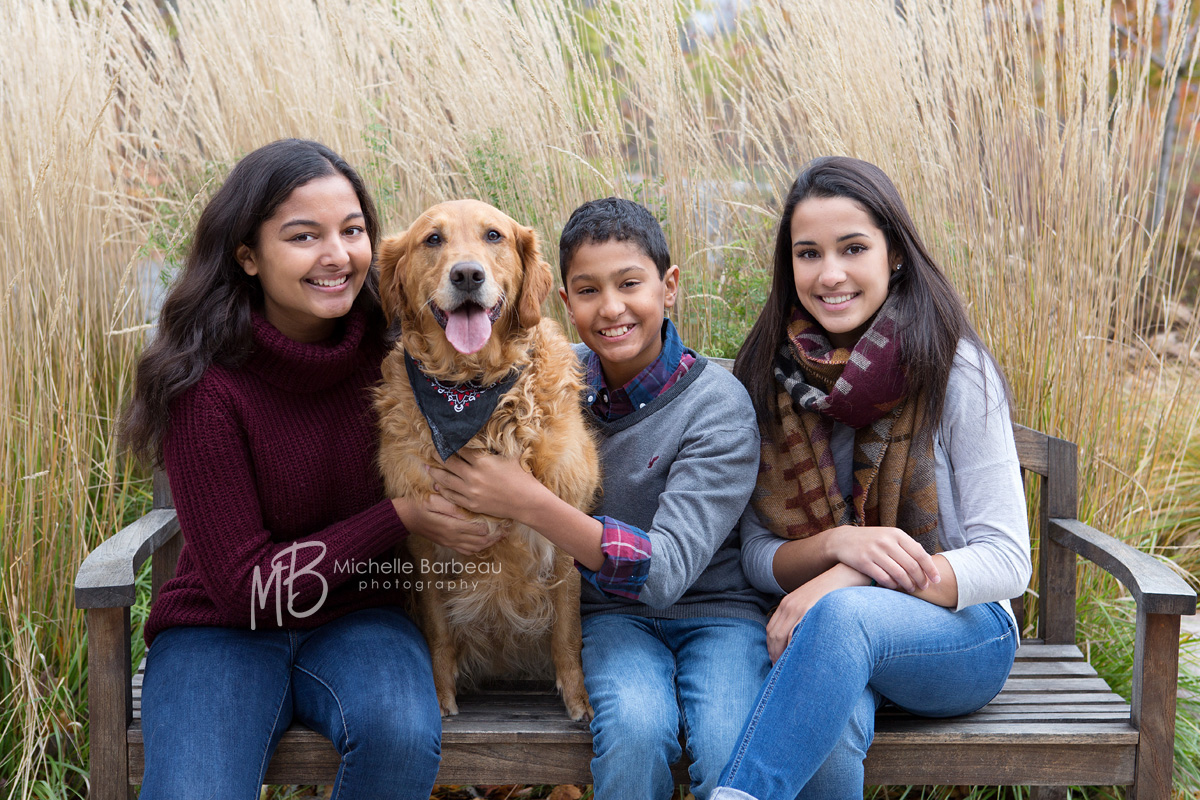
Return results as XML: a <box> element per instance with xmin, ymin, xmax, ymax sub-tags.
<box><xmin>87</xmin><ymin>607</ymin><xmax>133</xmax><ymax>800</ymax></box>
<box><xmin>1130</xmin><ymin>611</ymin><xmax>1182</xmax><ymax>800</ymax></box>
<box><xmin>1030</xmin><ymin>786</ymin><xmax>1068</xmax><ymax>800</ymax></box>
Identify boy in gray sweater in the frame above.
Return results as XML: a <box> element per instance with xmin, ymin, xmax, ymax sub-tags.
<box><xmin>431</xmin><ymin>198</ymin><xmax>770</xmax><ymax>798</ymax></box>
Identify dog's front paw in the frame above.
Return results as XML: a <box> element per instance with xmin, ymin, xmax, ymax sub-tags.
<box><xmin>432</xmin><ymin>670</ymin><xmax>460</xmax><ymax>717</ymax></box>
<box><xmin>437</xmin><ymin>691</ymin><xmax>460</xmax><ymax>717</ymax></box>
<box><xmin>562</xmin><ymin>688</ymin><xmax>593</xmax><ymax>722</ymax></box>
<box><xmin>567</xmin><ymin>698</ymin><xmax>594</xmax><ymax>723</ymax></box>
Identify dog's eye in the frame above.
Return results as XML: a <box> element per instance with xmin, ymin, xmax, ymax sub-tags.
<box><xmin>425</xmin><ymin>233</ymin><xmax>442</xmax><ymax>246</ymax></box>
<box><xmin>486</xmin><ymin>230</ymin><xmax>503</xmax><ymax>243</ymax></box>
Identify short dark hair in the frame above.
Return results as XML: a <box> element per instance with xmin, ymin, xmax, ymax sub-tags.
<box><xmin>558</xmin><ymin>197</ymin><xmax>671</xmax><ymax>284</ymax></box>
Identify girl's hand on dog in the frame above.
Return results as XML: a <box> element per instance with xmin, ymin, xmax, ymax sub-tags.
<box><xmin>392</xmin><ymin>493</ymin><xmax>502</xmax><ymax>555</ymax></box>
<box><xmin>429</xmin><ymin>452</ymin><xmax>539</xmax><ymax>523</ymax></box>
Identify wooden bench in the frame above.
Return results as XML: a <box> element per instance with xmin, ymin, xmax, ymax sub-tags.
<box><xmin>77</xmin><ymin>411</ymin><xmax>1196</xmax><ymax>798</ymax></box>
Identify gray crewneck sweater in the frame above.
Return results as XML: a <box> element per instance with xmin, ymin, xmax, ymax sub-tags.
<box><xmin>573</xmin><ymin>344</ymin><xmax>772</xmax><ymax>622</ymax></box>
<box><xmin>740</xmin><ymin>341</ymin><xmax>1032</xmax><ymax>622</ymax></box>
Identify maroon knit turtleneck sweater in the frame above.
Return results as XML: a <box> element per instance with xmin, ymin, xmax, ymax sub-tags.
<box><xmin>144</xmin><ymin>305</ymin><xmax>409</xmax><ymax>645</ymax></box>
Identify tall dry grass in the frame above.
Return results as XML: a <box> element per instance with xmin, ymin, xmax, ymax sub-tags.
<box><xmin>2</xmin><ymin>0</ymin><xmax>1198</xmax><ymax>796</ymax></box>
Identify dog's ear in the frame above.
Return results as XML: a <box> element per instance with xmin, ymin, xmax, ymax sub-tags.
<box><xmin>516</xmin><ymin>224</ymin><xmax>554</xmax><ymax>329</ymax></box>
<box><xmin>377</xmin><ymin>232</ymin><xmax>410</xmax><ymax>321</ymax></box>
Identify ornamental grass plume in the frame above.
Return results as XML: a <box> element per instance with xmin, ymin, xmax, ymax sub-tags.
<box><xmin>1</xmin><ymin>0</ymin><xmax>1197</xmax><ymax>796</ymax></box>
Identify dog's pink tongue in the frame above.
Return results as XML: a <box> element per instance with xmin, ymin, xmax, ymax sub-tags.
<box><xmin>445</xmin><ymin>305</ymin><xmax>492</xmax><ymax>354</ymax></box>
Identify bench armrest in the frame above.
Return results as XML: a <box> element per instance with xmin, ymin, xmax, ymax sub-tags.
<box><xmin>1049</xmin><ymin>516</ymin><xmax>1195</xmax><ymax>796</ymax></box>
<box><xmin>75</xmin><ymin>509</ymin><xmax>180</xmax><ymax>609</ymax></box>
<box><xmin>1048</xmin><ymin>517</ymin><xmax>1196</xmax><ymax>616</ymax></box>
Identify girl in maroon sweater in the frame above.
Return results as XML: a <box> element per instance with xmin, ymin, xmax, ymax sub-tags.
<box><xmin>122</xmin><ymin>139</ymin><xmax>488</xmax><ymax>799</ymax></box>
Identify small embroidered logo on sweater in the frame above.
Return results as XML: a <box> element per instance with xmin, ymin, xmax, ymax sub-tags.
<box><xmin>648</xmin><ymin>456</ymin><xmax>660</xmax><ymax>469</ymax></box>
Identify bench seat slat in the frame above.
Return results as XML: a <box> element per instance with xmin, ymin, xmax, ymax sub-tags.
<box><xmin>127</xmin><ymin>719</ymin><xmax>1140</xmax><ymax>785</ymax></box>
<box><xmin>1013</xmin><ymin>644</ymin><xmax>1085</xmax><ymax>661</ymax></box>
<box><xmin>127</xmin><ymin>656</ymin><xmax>1137</xmax><ymax>785</ymax></box>
<box><xmin>872</xmin><ymin>720</ymin><xmax>1137</xmax><ymax>742</ymax></box>
<box><xmin>987</xmin><ymin>691</ymin><xmax>1127</xmax><ymax>705</ymax></box>
<box><xmin>862</xmin><ymin>741</ymin><xmax>1136</xmax><ymax>786</ymax></box>
<box><xmin>951</xmin><ymin>711</ymin><xmax>1132</xmax><ymax>722</ymax></box>
<box><xmin>971</xmin><ymin>703</ymin><xmax>1131</xmax><ymax>715</ymax></box>
<box><xmin>1001</xmin><ymin>677</ymin><xmax>1113</xmax><ymax>692</ymax></box>
<box><xmin>1008</xmin><ymin>660</ymin><xmax>1098</xmax><ymax>677</ymax></box>
<box><xmin>878</xmin><ymin>704</ymin><xmax>1131</xmax><ymax>719</ymax></box>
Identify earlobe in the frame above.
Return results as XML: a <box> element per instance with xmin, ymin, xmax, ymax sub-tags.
<box><xmin>558</xmin><ymin>286</ymin><xmax>574</xmax><ymax>323</ymax></box>
<box><xmin>236</xmin><ymin>244</ymin><xmax>258</xmax><ymax>277</ymax></box>
<box><xmin>663</xmin><ymin>264</ymin><xmax>681</xmax><ymax>309</ymax></box>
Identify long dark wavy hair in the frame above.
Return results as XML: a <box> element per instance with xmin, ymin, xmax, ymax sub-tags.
<box><xmin>734</xmin><ymin>156</ymin><xmax>1006</xmax><ymax>440</ymax></box>
<box><xmin>121</xmin><ymin>138</ymin><xmax>383</xmax><ymax>464</ymax></box>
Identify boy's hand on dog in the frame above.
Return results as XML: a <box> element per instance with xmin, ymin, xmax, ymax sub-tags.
<box><xmin>432</xmin><ymin>452</ymin><xmax>607</xmax><ymax>572</ymax></box>
<box><xmin>392</xmin><ymin>494</ymin><xmax>503</xmax><ymax>555</ymax></box>
<box><xmin>429</xmin><ymin>451</ymin><xmax>541</xmax><ymax>523</ymax></box>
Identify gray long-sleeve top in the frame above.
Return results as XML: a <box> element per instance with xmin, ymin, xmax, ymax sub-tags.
<box><xmin>574</xmin><ymin>345</ymin><xmax>773</xmax><ymax>622</ymax></box>
<box><xmin>741</xmin><ymin>341</ymin><xmax>1032</xmax><ymax>620</ymax></box>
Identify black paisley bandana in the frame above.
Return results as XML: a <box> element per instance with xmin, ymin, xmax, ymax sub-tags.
<box><xmin>404</xmin><ymin>353</ymin><xmax>523</xmax><ymax>461</ymax></box>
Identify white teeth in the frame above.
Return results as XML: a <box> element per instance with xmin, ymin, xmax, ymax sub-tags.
<box><xmin>600</xmin><ymin>324</ymin><xmax>633</xmax><ymax>337</ymax></box>
<box><xmin>821</xmin><ymin>293</ymin><xmax>856</xmax><ymax>305</ymax></box>
<box><xmin>309</xmin><ymin>275</ymin><xmax>348</xmax><ymax>287</ymax></box>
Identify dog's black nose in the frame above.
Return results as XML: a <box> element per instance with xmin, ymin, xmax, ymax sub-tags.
<box><xmin>450</xmin><ymin>261</ymin><xmax>486</xmax><ymax>289</ymax></box>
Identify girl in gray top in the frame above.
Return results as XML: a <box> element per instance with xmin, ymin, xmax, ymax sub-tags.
<box><xmin>711</xmin><ymin>157</ymin><xmax>1032</xmax><ymax>800</ymax></box>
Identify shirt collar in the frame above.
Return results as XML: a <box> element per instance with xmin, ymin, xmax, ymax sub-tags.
<box><xmin>585</xmin><ymin>319</ymin><xmax>684</xmax><ymax>413</ymax></box>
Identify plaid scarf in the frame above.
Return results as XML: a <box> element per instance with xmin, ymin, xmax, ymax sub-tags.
<box><xmin>750</xmin><ymin>299</ymin><xmax>939</xmax><ymax>552</ymax></box>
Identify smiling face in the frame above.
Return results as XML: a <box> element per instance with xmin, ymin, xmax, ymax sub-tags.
<box><xmin>236</xmin><ymin>174</ymin><xmax>372</xmax><ymax>343</ymax></box>
<box><xmin>559</xmin><ymin>239</ymin><xmax>679</xmax><ymax>389</ymax></box>
<box><xmin>411</xmin><ymin>201</ymin><xmax>519</xmax><ymax>355</ymax></box>
<box><xmin>377</xmin><ymin>200</ymin><xmax>554</xmax><ymax>375</ymax></box>
<box><xmin>790</xmin><ymin>195</ymin><xmax>896</xmax><ymax>349</ymax></box>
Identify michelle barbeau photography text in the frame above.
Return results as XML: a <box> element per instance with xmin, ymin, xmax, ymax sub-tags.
<box><xmin>250</xmin><ymin>541</ymin><xmax>500</xmax><ymax>629</ymax></box>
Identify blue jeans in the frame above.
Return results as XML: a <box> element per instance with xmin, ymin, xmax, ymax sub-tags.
<box><xmin>582</xmin><ymin>614</ymin><xmax>772</xmax><ymax>800</ymax></box>
<box><xmin>138</xmin><ymin>606</ymin><xmax>441</xmax><ymax>800</ymax></box>
<box><xmin>712</xmin><ymin>588</ymin><xmax>1017</xmax><ymax>800</ymax></box>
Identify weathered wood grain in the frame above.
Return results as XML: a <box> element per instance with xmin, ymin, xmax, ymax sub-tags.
<box><xmin>150</xmin><ymin>531</ymin><xmax>181</xmax><ymax>603</ymax></box>
<box><xmin>1049</xmin><ymin>518</ymin><xmax>1197</xmax><ymax>616</ymax></box>
<box><xmin>1001</xmin><ymin>677</ymin><xmax>1114</xmax><ymax>693</ymax></box>
<box><xmin>152</xmin><ymin>468</ymin><xmax>173</xmax><ymax>509</ymax></box>
<box><xmin>1008</xmin><ymin>660</ymin><xmax>1098</xmax><ymax>677</ymax></box>
<box><xmin>83</xmin><ymin>417</ymin><xmax>1194</xmax><ymax>797</ymax></box>
<box><xmin>1131</xmin><ymin>611</ymin><xmax>1184</xmax><ymax>800</ymax></box>
<box><xmin>989</xmin><ymin>691</ymin><xmax>1127</xmax><ymax>705</ymax></box>
<box><xmin>1012</xmin><ymin>425</ymin><xmax>1050</xmax><ymax>476</ymax></box>
<box><xmin>1039</xmin><ymin>435</ymin><xmax>1078</xmax><ymax>645</ymax></box>
<box><xmin>863</xmin><ymin>741</ymin><xmax>1135</xmax><ymax>786</ymax></box>
<box><xmin>75</xmin><ymin>509</ymin><xmax>180</xmax><ymax>609</ymax></box>
<box><xmin>1013</xmin><ymin>644</ymin><xmax>1085</xmax><ymax>661</ymax></box>
<box><xmin>122</xmin><ymin>658</ymin><xmax>1142</xmax><ymax>786</ymax></box>
<box><xmin>88</xmin><ymin>608</ymin><xmax>133</xmax><ymax>800</ymax></box>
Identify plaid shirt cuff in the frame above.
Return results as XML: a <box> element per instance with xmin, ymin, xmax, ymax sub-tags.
<box><xmin>576</xmin><ymin>515</ymin><xmax>652</xmax><ymax>600</ymax></box>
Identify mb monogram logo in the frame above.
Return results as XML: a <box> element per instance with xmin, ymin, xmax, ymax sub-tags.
<box><xmin>250</xmin><ymin>541</ymin><xmax>329</xmax><ymax>630</ymax></box>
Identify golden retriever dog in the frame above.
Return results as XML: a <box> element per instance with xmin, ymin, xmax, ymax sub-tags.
<box><xmin>375</xmin><ymin>199</ymin><xmax>599</xmax><ymax>720</ymax></box>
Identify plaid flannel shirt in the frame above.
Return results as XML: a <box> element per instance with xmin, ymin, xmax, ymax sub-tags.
<box><xmin>578</xmin><ymin>320</ymin><xmax>695</xmax><ymax>600</ymax></box>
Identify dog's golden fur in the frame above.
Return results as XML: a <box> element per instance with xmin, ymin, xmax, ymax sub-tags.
<box><xmin>375</xmin><ymin>199</ymin><xmax>599</xmax><ymax>719</ymax></box>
